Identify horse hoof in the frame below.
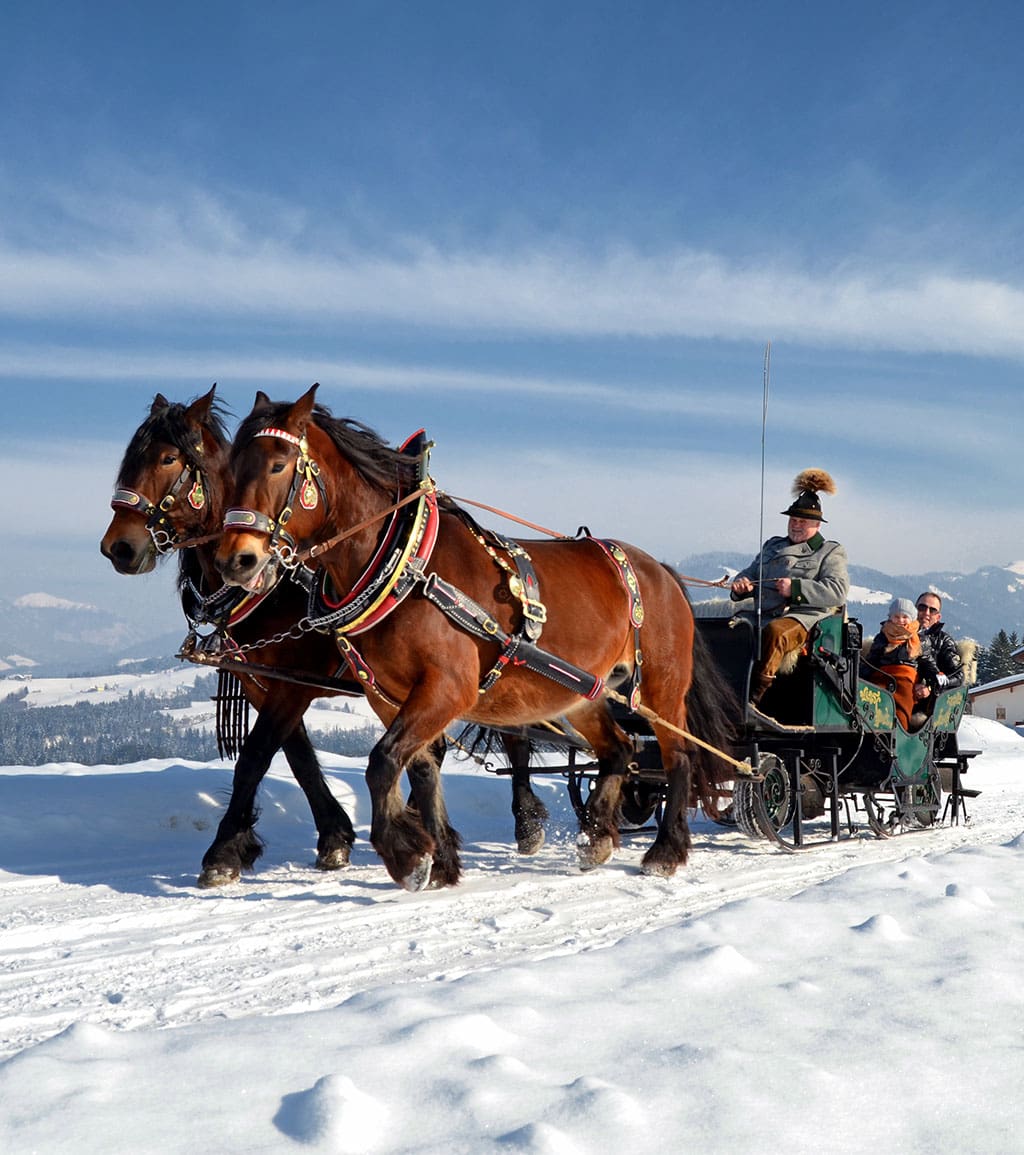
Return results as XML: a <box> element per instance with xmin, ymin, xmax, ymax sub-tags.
<box><xmin>402</xmin><ymin>854</ymin><xmax>433</xmax><ymax>892</ymax></box>
<box><xmin>516</xmin><ymin>827</ymin><xmax>545</xmax><ymax>856</ymax></box>
<box><xmin>576</xmin><ymin>833</ymin><xmax>613</xmax><ymax>870</ymax></box>
<box><xmin>640</xmin><ymin>857</ymin><xmax>679</xmax><ymax>879</ymax></box>
<box><xmin>315</xmin><ymin>846</ymin><xmax>351</xmax><ymax>871</ymax></box>
<box><xmin>196</xmin><ymin>866</ymin><xmax>240</xmax><ymax>889</ymax></box>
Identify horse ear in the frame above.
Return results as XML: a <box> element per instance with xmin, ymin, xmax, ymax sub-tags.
<box><xmin>151</xmin><ymin>393</ymin><xmax>170</xmax><ymax>415</ymax></box>
<box><xmin>252</xmin><ymin>391</ymin><xmax>274</xmax><ymax>415</ymax></box>
<box><xmin>186</xmin><ymin>385</ymin><xmax>216</xmax><ymax>426</ymax></box>
<box><xmin>288</xmin><ymin>383</ymin><xmax>320</xmax><ymax>433</ymax></box>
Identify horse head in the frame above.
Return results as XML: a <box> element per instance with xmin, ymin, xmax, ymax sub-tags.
<box><xmin>100</xmin><ymin>385</ymin><xmax>228</xmax><ymax>574</ymax></box>
<box><xmin>214</xmin><ymin>384</ymin><xmax>324</xmax><ymax>590</ymax></box>
<box><xmin>217</xmin><ymin>383</ymin><xmax>425</xmax><ymax>594</ymax></box>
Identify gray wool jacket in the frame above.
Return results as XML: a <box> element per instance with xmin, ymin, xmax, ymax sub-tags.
<box><xmin>730</xmin><ymin>532</ymin><xmax>850</xmax><ymax>629</ymax></box>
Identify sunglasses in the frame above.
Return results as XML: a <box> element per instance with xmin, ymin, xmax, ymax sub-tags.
<box><xmin>916</xmin><ymin>604</ymin><xmax>940</xmax><ymax>615</ymax></box>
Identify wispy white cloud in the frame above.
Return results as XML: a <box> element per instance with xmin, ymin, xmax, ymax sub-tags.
<box><xmin>3</xmin><ymin>190</ymin><xmax>1024</xmax><ymax>358</ymax></box>
<box><xmin>406</xmin><ymin>445</ymin><xmax>1024</xmax><ymax>576</ymax></box>
<box><xmin>1</xmin><ymin>343</ymin><xmax>1014</xmax><ymax>474</ymax></box>
<box><xmin>0</xmin><ymin>344</ymin><xmax>757</xmax><ymax>418</ymax></box>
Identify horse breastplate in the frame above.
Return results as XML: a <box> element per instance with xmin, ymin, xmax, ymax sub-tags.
<box><xmin>307</xmin><ymin>459</ymin><xmax>440</xmax><ymax>636</ymax></box>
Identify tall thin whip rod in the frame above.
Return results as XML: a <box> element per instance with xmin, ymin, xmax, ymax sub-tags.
<box><xmin>755</xmin><ymin>342</ymin><xmax>771</xmax><ymax>657</ymax></box>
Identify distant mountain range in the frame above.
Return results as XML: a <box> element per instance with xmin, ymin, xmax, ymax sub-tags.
<box><xmin>2</xmin><ymin>560</ymin><xmax>1023</xmax><ymax>677</ymax></box>
<box><xmin>677</xmin><ymin>554</ymin><xmax>1024</xmax><ymax>644</ymax></box>
<box><xmin>0</xmin><ymin>593</ymin><xmax>186</xmax><ymax>677</ymax></box>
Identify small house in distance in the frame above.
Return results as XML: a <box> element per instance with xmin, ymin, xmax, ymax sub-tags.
<box><xmin>968</xmin><ymin>672</ymin><xmax>1024</xmax><ymax>727</ymax></box>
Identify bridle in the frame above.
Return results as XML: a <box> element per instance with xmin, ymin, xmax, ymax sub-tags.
<box><xmin>110</xmin><ymin>445</ymin><xmax>210</xmax><ymax>555</ymax></box>
<box><xmin>222</xmin><ymin>427</ymin><xmax>329</xmax><ymax>568</ymax></box>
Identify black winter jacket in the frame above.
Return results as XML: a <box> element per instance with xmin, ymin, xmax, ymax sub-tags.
<box><xmin>921</xmin><ymin>621</ymin><xmax>965</xmax><ymax>689</ymax></box>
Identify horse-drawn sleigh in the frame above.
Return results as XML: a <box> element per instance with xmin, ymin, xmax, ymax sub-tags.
<box><xmin>101</xmin><ymin>385</ymin><xmax>977</xmax><ymax>890</ymax></box>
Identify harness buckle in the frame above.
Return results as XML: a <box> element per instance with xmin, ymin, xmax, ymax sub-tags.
<box><xmin>521</xmin><ymin>598</ymin><xmax>547</xmax><ymax>624</ymax></box>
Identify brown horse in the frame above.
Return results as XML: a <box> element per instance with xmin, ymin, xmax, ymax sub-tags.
<box><xmin>100</xmin><ymin>389</ymin><xmax>549</xmax><ymax>884</ymax></box>
<box><xmin>100</xmin><ymin>388</ymin><xmax>360</xmax><ymax>887</ymax></box>
<box><xmin>215</xmin><ymin>385</ymin><xmax>732</xmax><ymax>889</ymax></box>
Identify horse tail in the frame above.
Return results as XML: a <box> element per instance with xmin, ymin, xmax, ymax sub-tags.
<box><xmin>664</xmin><ymin>566</ymin><xmax>743</xmax><ymax>812</ymax></box>
<box><xmin>449</xmin><ymin>723</ymin><xmax>513</xmax><ymax>762</ymax></box>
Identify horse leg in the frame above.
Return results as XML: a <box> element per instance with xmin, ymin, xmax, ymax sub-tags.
<box><xmin>404</xmin><ymin>737</ymin><xmax>463</xmax><ymax>888</ymax></box>
<box><xmin>366</xmin><ymin>691</ymin><xmax>468</xmax><ymax>891</ymax></box>
<box><xmin>198</xmin><ymin>709</ymin><xmax>289</xmax><ymax>888</ymax></box>
<box><xmin>571</xmin><ymin>706</ymin><xmax>633</xmax><ymax>870</ymax></box>
<box><xmin>281</xmin><ymin>722</ymin><xmax>356</xmax><ymax>870</ymax></box>
<box><xmin>640</xmin><ymin>737</ymin><xmax>693</xmax><ymax>877</ymax></box>
<box><xmin>366</xmin><ymin>727</ymin><xmax>438</xmax><ymax>890</ymax></box>
<box><xmin>502</xmin><ymin>732</ymin><xmax>548</xmax><ymax>855</ymax></box>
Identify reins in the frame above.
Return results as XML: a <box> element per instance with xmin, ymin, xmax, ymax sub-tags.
<box><xmin>441</xmin><ymin>493</ymin><xmax>730</xmax><ymax>588</ymax></box>
<box><xmin>302</xmin><ymin>485</ymin><xmax>433</xmax><ymax>563</ymax></box>
<box><xmin>604</xmin><ymin>688</ymin><xmax>757</xmax><ymax>777</ymax></box>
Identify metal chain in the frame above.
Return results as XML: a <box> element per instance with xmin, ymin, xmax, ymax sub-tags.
<box><xmin>190</xmin><ymin>614</ymin><xmax>323</xmax><ymax>660</ymax></box>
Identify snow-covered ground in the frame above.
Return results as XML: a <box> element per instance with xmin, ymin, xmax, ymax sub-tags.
<box><xmin>1</xmin><ymin>715</ymin><xmax>1022</xmax><ymax>1153</ymax></box>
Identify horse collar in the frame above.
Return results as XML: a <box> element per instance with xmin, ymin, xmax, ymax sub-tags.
<box><xmin>312</xmin><ymin>485</ymin><xmax>440</xmax><ymax>636</ymax></box>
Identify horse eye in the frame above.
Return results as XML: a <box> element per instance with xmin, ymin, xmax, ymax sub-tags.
<box><xmin>161</xmin><ymin>453</ymin><xmax>179</xmax><ymax>467</ymax></box>
<box><xmin>271</xmin><ymin>461</ymin><xmax>286</xmax><ymax>474</ymax></box>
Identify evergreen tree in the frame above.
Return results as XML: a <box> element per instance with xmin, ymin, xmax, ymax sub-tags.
<box><xmin>977</xmin><ymin>629</ymin><xmax>1019</xmax><ymax>684</ymax></box>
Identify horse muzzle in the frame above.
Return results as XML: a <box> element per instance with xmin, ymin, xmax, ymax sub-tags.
<box><xmin>215</xmin><ymin>542</ymin><xmax>276</xmax><ymax>591</ymax></box>
<box><xmin>100</xmin><ymin>535</ymin><xmax>157</xmax><ymax>575</ymax></box>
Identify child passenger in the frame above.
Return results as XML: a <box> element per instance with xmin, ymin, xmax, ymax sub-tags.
<box><xmin>866</xmin><ymin>598</ymin><xmax>938</xmax><ymax>730</ymax></box>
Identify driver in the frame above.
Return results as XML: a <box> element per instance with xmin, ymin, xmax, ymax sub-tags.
<box><xmin>730</xmin><ymin>469</ymin><xmax>849</xmax><ymax>719</ymax></box>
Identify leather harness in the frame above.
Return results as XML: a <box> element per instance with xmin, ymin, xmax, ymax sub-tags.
<box><xmin>210</xmin><ymin>426</ymin><xmax>647</xmax><ymax>711</ymax></box>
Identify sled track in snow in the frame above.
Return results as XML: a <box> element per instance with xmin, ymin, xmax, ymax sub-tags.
<box><xmin>2</xmin><ymin>774</ymin><xmax>1019</xmax><ymax>1060</ymax></box>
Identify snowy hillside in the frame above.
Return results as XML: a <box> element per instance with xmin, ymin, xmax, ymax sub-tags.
<box><xmin>2</xmin><ymin>665</ymin><xmax>382</xmax><ymax>735</ymax></box>
<box><xmin>0</xmin><ymin>715</ymin><xmax>1022</xmax><ymax>1152</ymax></box>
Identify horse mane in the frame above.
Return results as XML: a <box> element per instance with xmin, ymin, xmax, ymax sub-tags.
<box><xmin>437</xmin><ymin>493</ymin><xmax>489</xmax><ymax>536</ymax></box>
<box><xmin>233</xmin><ymin>401</ymin><xmax>421</xmax><ymax>495</ymax></box>
<box><xmin>118</xmin><ymin>394</ymin><xmax>232</xmax><ymax>483</ymax></box>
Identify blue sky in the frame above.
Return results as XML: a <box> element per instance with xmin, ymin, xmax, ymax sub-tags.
<box><xmin>2</xmin><ymin>1</ymin><xmax>1023</xmax><ymax>625</ymax></box>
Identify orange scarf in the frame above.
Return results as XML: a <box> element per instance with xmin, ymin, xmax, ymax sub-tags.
<box><xmin>881</xmin><ymin>617</ymin><xmax>921</xmax><ymax>659</ymax></box>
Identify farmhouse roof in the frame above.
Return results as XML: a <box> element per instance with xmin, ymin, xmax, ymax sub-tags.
<box><xmin>968</xmin><ymin>671</ymin><xmax>1024</xmax><ymax>697</ymax></box>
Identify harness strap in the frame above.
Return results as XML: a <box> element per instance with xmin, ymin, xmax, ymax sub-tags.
<box><xmin>111</xmin><ymin>460</ymin><xmax>207</xmax><ymax>553</ymax></box>
<box><xmin>421</xmin><ymin>573</ymin><xmax>605</xmax><ymax>700</ymax></box>
<box><xmin>333</xmin><ymin>635</ymin><xmax>403</xmax><ymax>707</ymax></box>
<box><xmin>466</xmin><ymin>527</ymin><xmax>546</xmax><ymax>643</ymax></box>
<box><xmin>586</xmin><ymin>537</ymin><xmax>645</xmax><ymax>709</ymax></box>
<box><xmin>222</xmin><ymin>426</ymin><xmax>326</xmax><ymax>555</ymax></box>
